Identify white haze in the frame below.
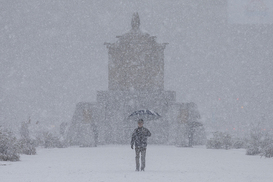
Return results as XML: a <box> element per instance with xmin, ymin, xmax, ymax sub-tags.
<box><xmin>0</xmin><ymin>0</ymin><xmax>272</xmax><ymax>132</ymax></box>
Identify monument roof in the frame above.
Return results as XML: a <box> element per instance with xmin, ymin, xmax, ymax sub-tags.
<box><xmin>105</xmin><ymin>12</ymin><xmax>168</xmax><ymax>50</ymax></box>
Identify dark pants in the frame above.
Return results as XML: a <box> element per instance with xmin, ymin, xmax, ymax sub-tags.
<box><xmin>135</xmin><ymin>147</ymin><xmax>146</xmax><ymax>170</ymax></box>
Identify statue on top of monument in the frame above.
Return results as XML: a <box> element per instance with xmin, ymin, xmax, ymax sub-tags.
<box><xmin>131</xmin><ymin>12</ymin><xmax>140</xmax><ymax>30</ymax></box>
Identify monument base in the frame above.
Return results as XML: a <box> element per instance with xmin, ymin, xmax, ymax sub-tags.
<box><xmin>67</xmin><ymin>90</ymin><xmax>187</xmax><ymax>145</ymax></box>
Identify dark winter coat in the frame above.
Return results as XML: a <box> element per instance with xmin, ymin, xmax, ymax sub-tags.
<box><xmin>131</xmin><ymin>127</ymin><xmax>151</xmax><ymax>148</ymax></box>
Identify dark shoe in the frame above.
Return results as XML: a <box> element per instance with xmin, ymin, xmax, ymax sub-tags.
<box><xmin>141</xmin><ymin>168</ymin><xmax>144</xmax><ymax>171</ymax></box>
<box><xmin>135</xmin><ymin>169</ymin><xmax>139</xmax><ymax>171</ymax></box>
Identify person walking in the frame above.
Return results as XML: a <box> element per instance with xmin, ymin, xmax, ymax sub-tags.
<box><xmin>131</xmin><ymin>119</ymin><xmax>151</xmax><ymax>171</ymax></box>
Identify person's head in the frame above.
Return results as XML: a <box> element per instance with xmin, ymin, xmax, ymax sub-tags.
<box><xmin>138</xmin><ymin>119</ymin><xmax>144</xmax><ymax>127</ymax></box>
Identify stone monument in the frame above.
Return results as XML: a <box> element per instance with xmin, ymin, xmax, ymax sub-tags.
<box><xmin>67</xmin><ymin>13</ymin><xmax>198</xmax><ymax>146</ymax></box>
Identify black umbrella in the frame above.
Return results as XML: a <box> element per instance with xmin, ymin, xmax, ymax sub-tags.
<box><xmin>128</xmin><ymin>109</ymin><xmax>161</xmax><ymax>121</ymax></box>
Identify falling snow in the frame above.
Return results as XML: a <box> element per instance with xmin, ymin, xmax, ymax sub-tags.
<box><xmin>0</xmin><ymin>0</ymin><xmax>273</xmax><ymax>181</ymax></box>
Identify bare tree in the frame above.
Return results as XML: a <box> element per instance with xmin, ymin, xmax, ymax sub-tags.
<box><xmin>185</xmin><ymin>103</ymin><xmax>202</xmax><ymax>147</ymax></box>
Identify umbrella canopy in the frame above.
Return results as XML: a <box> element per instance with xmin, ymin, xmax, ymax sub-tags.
<box><xmin>128</xmin><ymin>109</ymin><xmax>161</xmax><ymax>121</ymax></box>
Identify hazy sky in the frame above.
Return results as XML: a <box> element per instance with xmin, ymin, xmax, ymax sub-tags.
<box><xmin>1</xmin><ymin>0</ymin><xmax>272</xmax><ymax>130</ymax></box>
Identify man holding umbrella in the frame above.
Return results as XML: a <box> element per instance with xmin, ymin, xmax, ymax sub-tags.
<box><xmin>131</xmin><ymin>119</ymin><xmax>151</xmax><ymax>171</ymax></box>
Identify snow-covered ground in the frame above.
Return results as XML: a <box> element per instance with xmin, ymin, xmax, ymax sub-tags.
<box><xmin>1</xmin><ymin>145</ymin><xmax>273</xmax><ymax>182</ymax></box>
